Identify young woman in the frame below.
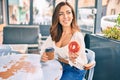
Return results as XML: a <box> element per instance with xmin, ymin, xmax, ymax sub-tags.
<box><xmin>40</xmin><ymin>2</ymin><xmax>90</xmax><ymax>80</ymax></box>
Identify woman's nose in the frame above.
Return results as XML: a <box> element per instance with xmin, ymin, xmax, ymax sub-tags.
<box><xmin>63</xmin><ymin>13</ymin><xmax>68</xmax><ymax>19</ymax></box>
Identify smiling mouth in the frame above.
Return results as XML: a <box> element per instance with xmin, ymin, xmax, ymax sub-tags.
<box><xmin>63</xmin><ymin>20</ymin><xmax>70</xmax><ymax>23</ymax></box>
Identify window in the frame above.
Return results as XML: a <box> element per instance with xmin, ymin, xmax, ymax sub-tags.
<box><xmin>78</xmin><ymin>0</ymin><xmax>96</xmax><ymax>33</ymax></box>
<box><xmin>33</xmin><ymin>0</ymin><xmax>53</xmax><ymax>25</ymax></box>
<box><xmin>8</xmin><ymin>0</ymin><xmax>30</xmax><ymax>24</ymax></box>
<box><xmin>7</xmin><ymin>0</ymin><xmax>75</xmax><ymax>25</ymax></box>
<box><xmin>55</xmin><ymin>0</ymin><xmax>75</xmax><ymax>9</ymax></box>
<box><xmin>101</xmin><ymin>0</ymin><xmax>120</xmax><ymax>30</ymax></box>
<box><xmin>0</xmin><ymin>0</ymin><xmax>3</xmax><ymax>24</ymax></box>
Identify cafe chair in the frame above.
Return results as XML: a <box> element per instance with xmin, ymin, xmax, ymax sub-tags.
<box><xmin>84</xmin><ymin>48</ymin><xmax>96</xmax><ymax>80</ymax></box>
<box><xmin>0</xmin><ymin>45</ymin><xmax>11</xmax><ymax>56</ymax></box>
<box><xmin>3</xmin><ymin>25</ymin><xmax>39</xmax><ymax>44</ymax></box>
<box><xmin>39</xmin><ymin>25</ymin><xmax>50</xmax><ymax>41</ymax></box>
<box><xmin>3</xmin><ymin>25</ymin><xmax>40</xmax><ymax>54</ymax></box>
<box><xmin>0</xmin><ymin>45</ymin><xmax>20</xmax><ymax>56</ymax></box>
<box><xmin>39</xmin><ymin>25</ymin><xmax>50</xmax><ymax>45</ymax></box>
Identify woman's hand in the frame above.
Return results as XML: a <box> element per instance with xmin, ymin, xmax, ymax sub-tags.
<box><xmin>84</xmin><ymin>62</ymin><xmax>95</xmax><ymax>70</ymax></box>
<box><xmin>69</xmin><ymin>52</ymin><xmax>79</xmax><ymax>63</ymax></box>
<box><xmin>41</xmin><ymin>52</ymin><xmax>49</xmax><ymax>62</ymax></box>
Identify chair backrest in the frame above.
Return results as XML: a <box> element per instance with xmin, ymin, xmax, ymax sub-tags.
<box><xmin>84</xmin><ymin>34</ymin><xmax>90</xmax><ymax>49</ymax></box>
<box><xmin>0</xmin><ymin>45</ymin><xmax>12</xmax><ymax>56</ymax></box>
<box><xmin>3</xmin><ymin>25</ymin><xmax>39</xmax><ymax>44</ymax></box>
<box><xmin>39</xmin><ymin>25</ymin><xmax>50</xmax><ymax>40</ymax></box>
<box><xmin>0</xmin><ymin>45</ymin><xmax>21</xmax><ymax>56</ymax></box>
<box><xmin>85</xmin><ymin>48</ymin><xmax>96</xmax><ymax>80</ymax></box>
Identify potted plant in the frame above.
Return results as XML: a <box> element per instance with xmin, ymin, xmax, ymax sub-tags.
<box><xmin>115</xmin><ymin>14</ymin><xmax>120</xmax><ymax>27</ymax></box>
<box><xmin>102</xmin><ymin>14</ymin><xmax>120</xmax><ymax>40</ymax></box>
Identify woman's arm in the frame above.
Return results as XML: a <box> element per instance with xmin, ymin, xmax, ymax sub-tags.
<box><xmin>68</xmin><ymin>31</ymin><xmax>88</xmax><ymax>69</ymax></box>
<box><xmin>40</xmin><ymin>36</ymin><xmax>53</xmax><ymax>62</ymax></box>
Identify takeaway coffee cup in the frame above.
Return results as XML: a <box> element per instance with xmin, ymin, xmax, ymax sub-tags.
<box><xmin>45</xmin><ymin>47</ymin><xmax>55</xmax><ymax>60</ymax></box>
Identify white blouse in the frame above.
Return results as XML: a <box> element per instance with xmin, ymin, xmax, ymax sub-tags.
<box><xmin>40</xmin><ymin>31</ymin><xmax>88</xmax><ymax>70</ymax></box>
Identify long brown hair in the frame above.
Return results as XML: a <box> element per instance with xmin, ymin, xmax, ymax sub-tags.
<box><xmin>50</xmin><ymin>2</ymin><xmax>79</xmax><ymax>42</ymax></box>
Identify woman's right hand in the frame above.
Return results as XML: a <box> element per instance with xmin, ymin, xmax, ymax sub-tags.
<box><xmin>41</xmin><ymin>52</ymin><xmax>49</xmax><ymax>62</ymax></box>
<box><xmin>84</xmin><ymin>62</ymin><xmax>95</xmax><ymax>70</ymax></box>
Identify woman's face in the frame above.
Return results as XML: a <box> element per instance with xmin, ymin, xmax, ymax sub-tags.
<box><xmin>58</xmin><ymin>5</ymin><xmax>73</xmax><ymax>27</ymax></box>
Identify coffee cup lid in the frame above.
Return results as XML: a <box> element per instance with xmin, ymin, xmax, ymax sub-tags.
<box><xmin>45</xmin><ymin>47</ymin><xmax>54</xmax><ymax>52</ymax></box>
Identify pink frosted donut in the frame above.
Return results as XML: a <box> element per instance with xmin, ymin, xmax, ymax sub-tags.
<box><xmin>68</xmin><ymin>41</ymin><xmax>80</xmax><ymax>53</ymax></box>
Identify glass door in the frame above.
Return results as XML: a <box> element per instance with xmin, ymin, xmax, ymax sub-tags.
<box><xmin>78</xmin><ymin>0</ymin><xmax>96</xmax><ymax>33</ymax></box>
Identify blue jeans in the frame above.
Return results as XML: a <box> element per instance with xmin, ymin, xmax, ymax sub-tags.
<box><xmin>60</xmin><ymin>62</ymin><xmax>86</xmax><ymax>80</ymax></box>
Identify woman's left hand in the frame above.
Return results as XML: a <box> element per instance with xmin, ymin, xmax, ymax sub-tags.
<box><xmin>69</xmin><ymin>52</ymin><xmax>79</xmax><ymax>63</ymax></box>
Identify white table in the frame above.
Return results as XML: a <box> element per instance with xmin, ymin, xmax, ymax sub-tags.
<box><xmin>0</xmin><ymin>54</ymin><xmax>43</xmax><ymax>80</ymax></box>
<box><xmin>0</xmin><ymin>54</ymin><xmax>63</xmax><ymax>80</ymax></box>
<box><xmin>41</xmin><ymin>60</ymin><xmax>63</xmax><ymax>80</ymax></box>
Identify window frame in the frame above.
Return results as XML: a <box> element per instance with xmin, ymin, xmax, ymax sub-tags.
<box><xmin>0</xmin><ymin>0</ymin><xmax>3</xmax><ymax>24</ymax></box>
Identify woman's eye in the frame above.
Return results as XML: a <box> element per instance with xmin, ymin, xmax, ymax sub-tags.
<box><xmin>67</xmin><ymin>11</ymin><xmax>71</xmax><ymax>14</ymax></box>
<box><xmin>58</xmin><ymin>11</ymin><xmax>72</xmax><ymax>16</ymax></box>
<box><xmin>59</xmin><ymin>13</ymin><xmax>63</xmax><ymax>16</ymax></box>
